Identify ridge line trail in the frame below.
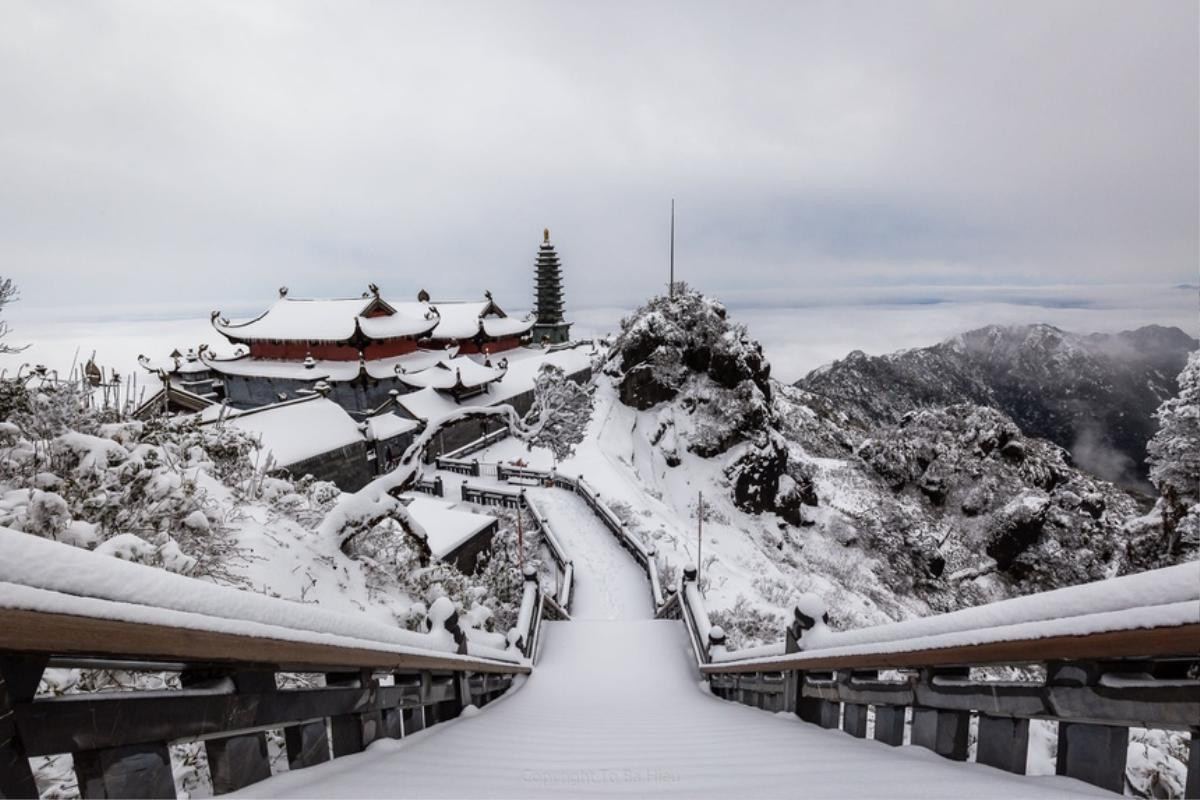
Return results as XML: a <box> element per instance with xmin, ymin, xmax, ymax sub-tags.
<box><xmin>238</xmin><ymin>493</ymin><xmax>1100</xmax><ymax>800</ymax></box>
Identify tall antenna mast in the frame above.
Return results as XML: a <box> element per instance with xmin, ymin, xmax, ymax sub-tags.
<box><xmin>669</xmin><ymin>198</ymin><xmax>675</xmax><ymax>297</ymax></box>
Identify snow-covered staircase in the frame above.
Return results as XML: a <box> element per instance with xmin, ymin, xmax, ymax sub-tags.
<box><xmin>241</xmin><ymin>619</ymin><xmax>1105</xmax><ymax>799</ymax></box>
<box><xmin>237</xmin><ymin>492</ymin><xmax>1129</xmax><ymax>799</ymax></box>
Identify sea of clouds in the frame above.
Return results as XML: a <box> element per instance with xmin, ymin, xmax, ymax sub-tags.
<box><xmin>5</xmin><ymin>284</ymin><xmax>1196</xmax><ymax>390</ymax></box>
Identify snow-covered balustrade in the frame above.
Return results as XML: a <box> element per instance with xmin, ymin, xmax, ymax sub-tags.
<box><xmin>508</xmin><ymin>566</ymin><xmax>547</xmax><ymax>659</ymax></box>
<box><xmin>412</xmin><ymin>474</ymin><xmax>444</xmax><ymax>497</ymax></box>
<box><xmin>435</xmin><ymin>455</ymin><xmax>480</xmax><ymax>476</ymax></box>
<box><xmin>681</xmin><ymin>562</ymin><xmax>1200</xmax><ymax>796</ymax></box>
<box><xmin>523</xmin><ymin>496</ymin><xmax>573</xmax><ymax>612</ymax></box>
<box><xmin>459</xmin><ymin>482</ymin><xmax>525</xmax><ymax>509</ymax></box>
<box><xmin>0</xmin><ymin>528</ymin><xmax>529</xmax><ymax>799</ymax></box>
<box><xmin>502</xmin><ymin>467</ymin><xmax>669</xmax><ymax>614</ymax></box>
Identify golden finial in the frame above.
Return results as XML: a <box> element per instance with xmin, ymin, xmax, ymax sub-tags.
<box><xmin>543</xmin><ymin>228</ymin><xmax>550</xmax><ymax>243</ymax></box>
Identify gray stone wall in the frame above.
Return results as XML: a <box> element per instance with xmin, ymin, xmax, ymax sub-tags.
<box><xmin>275</xmin><ymin>441</ymin><xmax>373</xmax><ymax>492</ymax></box>
<box><xmin>441</xmin><ymin>519</ymin><xmax>500</xmax><ymax>574</ymax></box>
<box><xmin>223</xmin><ymin>374</ymin><xmax>407</xmax><ymax>412</ymax></box>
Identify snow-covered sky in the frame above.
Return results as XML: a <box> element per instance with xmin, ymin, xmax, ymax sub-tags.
<box><xmin>0</xmin><ymin>1</ymin><xmax>1196</xmax><ymax>319</ymax></box>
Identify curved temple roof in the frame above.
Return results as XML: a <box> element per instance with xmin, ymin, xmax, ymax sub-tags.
<box><xmin>212</xmin><ymin>296</ymin><xmax>437</xmax><ymax>343</ymax></box>
<box><xmin>212</xmin><ymin>292</ymin><xmax>534</xmax><ymax>344</ymax></box>
<box><xmin>398</xmin><ymin>356</ymin><xmax>507</xmax><ymax>391</ymax></box>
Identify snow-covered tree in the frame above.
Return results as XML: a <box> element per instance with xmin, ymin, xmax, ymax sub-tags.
<box><xmin>1147</xmin><ymin>351</ymin><xmax>1200</xmax><ymax>505</ymax></box>
<box><xmin>1144</xmin><ymin>351</ymin><xmax>1200</xmax><ymax>556</ymax></box>
<box><xmin>522</xmin><ymin>363</ymin><xmax>593</xmax><ymax>463</ymax></box>
<box><xmin>0</xmin><ymin>276</ymin><xmax>27</xmax><ymax>354</ymax></box>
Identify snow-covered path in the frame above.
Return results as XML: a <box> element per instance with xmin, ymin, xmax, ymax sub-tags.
<box><xmin>238</xmin><ymin>495</ymin><xmax>1100</xmax><ymax>800</ymax></box>
<box><xmin>527</xmin><ymin>488</ymin><xmax>651</xmax><ymax>620</ymax></box>
<box><xmin>240</xmin><ymin>619</ymin><xmax>1097</xmax><ymax>799</ymax></box>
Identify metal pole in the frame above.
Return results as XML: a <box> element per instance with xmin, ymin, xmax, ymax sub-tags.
<box><xmin>669</xmin><ymin>198</ymin><xmax>675</xmax><ymax>297</ymax></box>
<box><xmin>517</xmin><ymin>510</ymin><xmax>525</xmax><ymax>570</ymax></box>
<box><xmin>697</xmin><ymin>490</ymin><xmax>703</xmax><ymax>592</ymax></box>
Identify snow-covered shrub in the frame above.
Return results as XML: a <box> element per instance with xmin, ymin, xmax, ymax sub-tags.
<box><xmin>708</xmin><ymin>596</ymin><xmax>786</xmax><ymax>650</ymax></box>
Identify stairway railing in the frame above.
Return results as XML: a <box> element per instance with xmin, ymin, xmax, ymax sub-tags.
<box><xmin>0</xmin><ymin>530</ymin><xmax>530</xmax><ymax>800</ymax></box>
<box><xmin>443</xmin><ymin>458</ymin><xmax>673</xmax><ymax>616</ymax></box>
<box><xmin>678</xmin><ymin>563</ymin><xmax>1200</xmax><ymax>797</ymax></box>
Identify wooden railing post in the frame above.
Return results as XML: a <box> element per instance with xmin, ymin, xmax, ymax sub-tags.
<box><xmin>976</xmin><ymin>714</ymin><xmax>1029</xmax><ymax>774</ymax></box>
<box><xmin>74</xmin><ymin>742</ymin><xmax>176</xmax><ymax>800</ymax></box>
<box><xmin>873</xmin><ymin>705</ymin><xmax>906</xmax><ymax>746</ymax></box>
<box><xmin>324</xmin><ymin>669</ymin><xmax>378</xmax><ymax>757</ymax></box>
<box><xmin>283</xmin><ymin>718</ymin><xmax>330</xmax><ymax>771</ymax></box>
<box><xmin>180</xmin><ymin>669</ymin><xmax>274</xmax><ymax>794</ymax></box>
<box><xmin>911</xmin><ymin>668</ymin><xmax>969</xmax><ymax>761</ymax></box>
<box><xmin>841</xmin><ymin>671</ymin><xmax>873</xmax><ymax>739</ymax></box>
<box><xmin>1049</xmin><ymin>662</ymin><xmax>1128</xmax><ymax>793</ymax></box>
<box><xmin>0</xmin><ymin>655</ymin><xmax>46</xmax><ymax>800</ymax></box>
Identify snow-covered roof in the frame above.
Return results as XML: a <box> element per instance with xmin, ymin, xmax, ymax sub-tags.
<box><xmin>213</xmin><ymin>296</ymin><xmax>436</xmax><ymax>342</ymax></box>
<box><xmin>131</xmin><ymin>385</ymin><xmax>216</xmax><ymax>420</ymax></box>
<box><xmin>393</xmin><ymin>347</ymin><xmax>592</xmax><ymax>422</ymax></box>
<box><xmin>403</xmin><ymin>497</ymin><xmax>497</xmax><ymax>559</ymax></box>
<box><xmin>483</xmin><ymin>315</ymin><xmax>535</xmax><ymax>339</ymax></box>
<box><xmin>224</xmin><ymin>397</ymin><xmax>364</xmax><ymax>466</ymax></box>
<box><xmin>200</xmin><ymin>348</ymin><xmax>452</xmax><ymax>383</ymax></box>
<box><xmin>364</xmin><ymin>412</ymin><xmax>420</xmax><ymax>442</ymax></box>
<box><xmin>400</xmin><ymin>356</ymin><xmax>506</xmax><ymax>391</ymax></box>
<box><xmin>396</xmin><ymin>386</ymin><xmax>463</xmax><ymax>422</ymax></box>
<box><xmin>391</xmin><ymin>299</ymin><xmax>535</xmax><ymax>342</ymax></box>
<box><xmin>213</xmin><ymin>292</ymin><xmax>532</xmax><ymax>345</ymax></box>
<box><xmin>489</xmin><ymin>346</ymin><xmax>592</xmax><ymax>405</ymax></box>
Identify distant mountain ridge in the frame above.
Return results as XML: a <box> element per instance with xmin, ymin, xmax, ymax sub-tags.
<box><xmin>796</xmin><ymin>323</ymin><xmax>1197</xmax><ymax>489</ymax></box>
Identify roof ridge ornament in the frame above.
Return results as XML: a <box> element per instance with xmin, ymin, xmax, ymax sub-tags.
<box><xmin>417</xmin><ymin>288</ymin><xmax>430</xmax><ymax>302</ymax></box>
<box><xmin>368</xmin><ymin>283</ymin><xmax>380</xmax><ymax>296</ymax></box>
<box><xmin>279</xmin><ymin>286</ymin><xmax>288</xmax><ymax>297</ymax></box>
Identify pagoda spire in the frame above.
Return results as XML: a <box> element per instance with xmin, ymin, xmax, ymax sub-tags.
<box><xmin>531</xmin><ymin>228</ymin><xmax>572</xmax><ymax>345</ymax></box>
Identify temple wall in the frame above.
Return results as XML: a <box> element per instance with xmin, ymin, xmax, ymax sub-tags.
<box><xmin>441</xmin><ymin>520</ymin><xmax>500</xmax><ymax>574</ymax></box>
<box><xmin>274</xmin><ymin>441</ymin><xmax>373</xmax><ymax>492</ymax></box>
<box><xmin>422</xmin><ymin>335</ymin><xmax>523</xmax><ymax>356</ymax></box>
<box><xmin>249</xmin><ymin>341</ymin><xmax>360</xmax><ymax>360</ymax></box>
<box><xmin>362</xmin><ymin>338</ymin><xmax>419</xmax><ymax>359</ymax></box>
<box><xmin>374</xmin><ymin>430</ymin><xmax>417</xmax><ymax>473</ymax></box>
<box><xmin>222</xmin><ymin>374</ymin><xmax>407</xmax><ymax>413</ymax></box>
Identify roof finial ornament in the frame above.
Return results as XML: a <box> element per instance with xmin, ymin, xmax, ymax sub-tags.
<box><xmin>279</xmin><ymin>286</ymin><xmax>289</xmax><ymax>297</ymax></box>
<box><xmin>417</xmin><ymin>288</ymin><xmax>430</xmax><ymax>302</ymax></box>
<box><xmin>543</xmin><ymin>227</ymin><xmax>550</xmax><ymax>243</ymax></box>
<box><xmin>368</xmin><ymin>282</ymin><xmax>380</xmax><ymax>296</ymax></box>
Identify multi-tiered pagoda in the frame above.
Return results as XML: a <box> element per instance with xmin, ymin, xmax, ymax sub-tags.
<box><xmin>530</xmin><ymin>229</ymin><xmax>571</xmax><ymax>345</ymax></box>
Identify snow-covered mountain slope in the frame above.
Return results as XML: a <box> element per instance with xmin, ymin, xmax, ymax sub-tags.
<box><xmin>795</xmin><ymin>323</ymin><xmax>1197</xmax><ymax>489</ymax></box>
<box><xmin>472</xmin><ymin>289</ymin><xmax>1186</xmax><ymax>647</ymax></box>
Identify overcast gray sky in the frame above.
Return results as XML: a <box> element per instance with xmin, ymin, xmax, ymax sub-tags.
<box><xmin>1</xmin><ymin>1</ymin><xmax>1196</xmax><ymax>319</ymax></box>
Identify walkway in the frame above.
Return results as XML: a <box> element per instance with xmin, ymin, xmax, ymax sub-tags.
<box><xmin>238</xmin><ymin>492</ymin><xmax>1100</xmax><ymax>799</ymax></box>
<box><xmin>527</xmin><ymin>487</ymin><xmax>650</xmax><ymax>620</ymax></box>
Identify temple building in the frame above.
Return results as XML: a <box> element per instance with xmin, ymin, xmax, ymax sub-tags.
<box><xmin>138</xmin><ymin>230</ymin><xmax>591</xmax><ymax>489</ymax></box>
<box><xmin>530</xmin><ymin>229</ymin><xmax>571</xmax><ymax>345</ymax></box>
<box><xmin>211</xmin><ymin>286</ymin><xmax>531</xmax><ymax>361</ymax></box>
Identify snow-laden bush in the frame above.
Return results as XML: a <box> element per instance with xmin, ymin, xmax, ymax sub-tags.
<box><xmin>1144</xmin><ymin>350</ymin><xmax>1200</xmax><ymax>560</ymax></box>
<box><xmin>709</xmin><ymin>595</ymin><xmax>786</xmax><ymax>650</ymax></box>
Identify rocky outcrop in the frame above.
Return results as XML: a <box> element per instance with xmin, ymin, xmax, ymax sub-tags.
<box><xmin>609</xmin><ymin>289</ymin><xmax>771</xmax><ymax>411</ymax></box>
